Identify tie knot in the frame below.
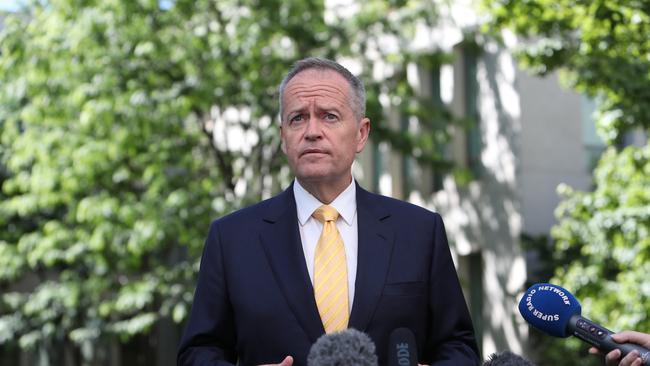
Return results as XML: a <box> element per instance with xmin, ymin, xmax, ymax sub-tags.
<box><xmin>312</xmin><ymin>205</ymin><xmax>339</xmax><ymax>223</ymax></box>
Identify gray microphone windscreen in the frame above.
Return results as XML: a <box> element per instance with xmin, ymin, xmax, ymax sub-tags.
<box><xmin>307</xmin><ymin>328</ymin><xmax>378</xmax><ymax>366</ymax></box>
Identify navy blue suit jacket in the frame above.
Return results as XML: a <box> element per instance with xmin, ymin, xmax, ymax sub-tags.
<box><xmin>178</xmin><ymin>183</ymin><xmax>479</xmax><ymax>366</ymax></box>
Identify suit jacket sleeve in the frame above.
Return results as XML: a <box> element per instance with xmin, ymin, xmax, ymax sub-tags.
<box><xmin>426</xmin><ymin>213</ymin><xmax>480</xmax><ymax>365</ymax></box>
<box><xmin>177</xmin><ymin>221</ymin><xmax>237</xmax><ymax>366</ymax></box>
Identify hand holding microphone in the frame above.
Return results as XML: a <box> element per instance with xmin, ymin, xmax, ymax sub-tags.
<box><xmin>518</xmin><ymin>283</ymin><xmax>650</xmax><ymax>366</ymax></box>
<box><xmin>258</xmin><ymin>356</ymin><xmax>294</xmax><ymax>366</ymax></box>
<box><xmin>589</xmin><ymin>331</ymin><xmax>650</xmax><ymax>366</ymax></box>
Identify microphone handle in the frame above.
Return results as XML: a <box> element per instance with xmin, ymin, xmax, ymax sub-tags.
<box><xmin>568</xmin><ymin>315</ymin><xmax>650</xmax><ymax>366</ymax></box>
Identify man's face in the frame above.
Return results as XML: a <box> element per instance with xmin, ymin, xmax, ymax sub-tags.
<box><xmin>280</xmin><ymin>69</ymin><xmax>370</xmax><ymax>187</ymax></box>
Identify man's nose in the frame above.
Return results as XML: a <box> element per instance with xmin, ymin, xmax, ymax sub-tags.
<box><xmin>304</xmin><ymin>116</ymin><xmax>323</xmax><ymax>140</ymax></box>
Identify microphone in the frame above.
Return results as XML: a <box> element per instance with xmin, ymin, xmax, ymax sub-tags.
<box><xmin>307</xmin><ymin>328</ymin><xmax>378</xmax><ymax>366</ymax></box>
<box><xmin>483</xmin><ymin>351</ymin><xmax>535</xmax><ymax>365</ymax></box>
<box><xmin>519</xmin><ymin>283</ymin><xmax>650</xmax><ymax>365</ymax></box>
<box><xmin>388</xmin><ymin>328</ymin><xmax>417</xmax><ymax>366</ymax></box>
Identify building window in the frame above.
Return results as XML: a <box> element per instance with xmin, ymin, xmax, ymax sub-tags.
<box><xmin>458</xmin><ymin>251</ymin><xmax>484</xmax><ymax>356</ymax></box>
<box><xmin>429</xmin><ymin>65</ymin><xmax>446</xmax><ymax>192</ymax></box>
<box><xmin>581</xmin><ymin>96</ymin><xmax>606</xmax><ymax>172</ymax></box>
<box><xmin>461</xmin><ymin>43</ymin><xmax>482</xmax><ymax>178</ymax></box>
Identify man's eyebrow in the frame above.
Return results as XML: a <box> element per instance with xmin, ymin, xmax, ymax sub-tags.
<box><xmin>284</xmin><ymin>102</ymin><xmax>345</xmax><ymax>116</ymax></box>
<box><xmin>285</xmin><ymin>107</ymin><xmax>306</xmax><ymax>117</ymax></box>
<box><xmin>316</xmin><ymin>105</ymin><xmax>342</xmax><ymax>113</ymax></box>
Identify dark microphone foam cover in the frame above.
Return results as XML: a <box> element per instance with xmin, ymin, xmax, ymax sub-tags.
<box><xmin>307</xmin><ymin>328</ymin><xmax>378</xmax><ymax>366</ymax></box>
<box><xmin>388</xmin><ymin>328</ymin><xmax>417</xmax><ymax>366</ymax></box>
<box><xmin>483</xmin><ymin>351</ymin><xmax>536</xmax><ymax>366</ymax></box>
<box><xmin>518</xmin><ymin>283</ymin><xmax>582</xmax><ymax>337</ymax></box>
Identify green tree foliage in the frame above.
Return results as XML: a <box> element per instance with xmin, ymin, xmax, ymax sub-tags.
<box><xmin>553</xmin><ymin>146</ymin><xmax>649</xmax><ymax>332</ymax></box>
<box><xmin>486</xmin><ymin>0</ymin><xmax>650</xmax><ymax>143</ymax></box>
<box><xmin>0</xmin><ymin>0</ymin><xmax>466</xmax><ymax>363</ymax></box>
<box><xmin>537</xmin><ymin>145</ymin><xmax>649</xmax><ymax>366</ymax></box>
<box><xmin>484</xmin><ymin>1</ymin><xmax>649</xmax><ymax>364</ymax></box>
<box><xmin>0</xmin><ymin>0</ymin><xmax>230</xmax><ymax>361</ymax></box>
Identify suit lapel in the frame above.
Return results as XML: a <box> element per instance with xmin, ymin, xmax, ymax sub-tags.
<box><xmin>258</xmin><ymin>185</ymin><xmax>325</xmax><ymax>342</ymax></box>
<box><xmin>348</xmin><ymin>184</ymin><xmax>394</xmax><ymax>331</ymax></box>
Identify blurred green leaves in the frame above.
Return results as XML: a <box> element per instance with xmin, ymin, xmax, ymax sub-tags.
<box><xmin>484</xmin><ymin>0</ymin><xmax>650</xmax><ymax>144</ymax></box>
<box><xmin>552</xmin><ymin>145</ymin><xmax>650</xmax><ymax>332</ymax></box>
<box><xmin>484</xmin><ymin>0</ymin><xmax>650</xmax><ymax>364</ymax></box>
<box><xmin>1</xmin><ymin>0</ymin><xmax>237</xmax><ymax>359</ymax></box>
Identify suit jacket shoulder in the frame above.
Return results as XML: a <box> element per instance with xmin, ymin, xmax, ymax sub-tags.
<box><xmin>210</xmin><ymin>185</ymin><xmax>296</xmax><ymax>230</ymax></box>
<box><xmin>355</xmin><ymin>184</ymin><xmax>443</xmax><ymax>229</ymax></box>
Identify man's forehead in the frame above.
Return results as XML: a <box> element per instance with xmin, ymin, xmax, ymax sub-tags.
<box><xmin>284</xmin><ymin>69</ymin><xmax>350</xmax><ymax>98</ymax></box>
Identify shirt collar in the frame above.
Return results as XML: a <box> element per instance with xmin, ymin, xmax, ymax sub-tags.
<box><xmin>293</xmin><ymin>178</ymin><xmax>357</xmax><ymax>227</ymax></box>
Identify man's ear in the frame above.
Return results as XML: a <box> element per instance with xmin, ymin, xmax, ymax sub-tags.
<box><xmin>280</xmin><ymin>125</ymin><xmax>287</xmax><ymax>154</ymax></box>
<box><xmin>355</xmin><ymin>117</ymin><xmax>371</xmax><ymax>153</ymax></box>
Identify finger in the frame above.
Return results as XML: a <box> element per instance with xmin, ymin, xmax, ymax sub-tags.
<box><xmin>588</xmin><ymin>346</ymin><xmax>601</xmax><ymax>355</ymax></box>
<box><xmin>612</xmin><ymin>331</ymin><xmax>648</xmax><ymax>345</ymax></box>
<box><xmin>604</xmin><ymin>349</ymin><xmax>622</xmax><ymax>366</ymax></box>
<box><xmin>258</xmin><ymin>356</ymin><xmax>293</xmax><ymax>366</ymax></box>
<box><xmin>619</xmin><ymin>350</ymin><xmax>639</xmax><ymax>366</ymax></box>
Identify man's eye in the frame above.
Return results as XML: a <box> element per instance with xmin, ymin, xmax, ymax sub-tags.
<box><xmin>290</xmin><ymin>114</ymin><xmax>303</xmax><ymax>123</ymax></box>
<box><xmin>324</xmin><ymin>113</ymin><xmax>338</xmax><ymax>121</ymax></box>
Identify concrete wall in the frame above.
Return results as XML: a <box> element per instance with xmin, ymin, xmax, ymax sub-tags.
<box><xmin>517</xmin><ymin>71</ymin><xmax>593</xmax><ymax>236</ymax></box>
<box><xmin>434</xmin><ymin>42</ymin><xmax>528</xmax><ymax>358</ymax></box>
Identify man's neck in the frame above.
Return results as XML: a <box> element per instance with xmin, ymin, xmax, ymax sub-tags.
<box><xmin>296</xmin><ymin>176</ymin><xmax>353</xmax><ymax>204</ymax></box>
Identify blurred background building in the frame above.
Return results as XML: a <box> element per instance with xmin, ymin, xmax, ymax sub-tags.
<box><xmin>351</xmin><ymin>0</ymin><xmax>603</xmax><ymax>358</ymax></box>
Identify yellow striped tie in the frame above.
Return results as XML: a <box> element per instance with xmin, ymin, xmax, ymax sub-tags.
<box><xmin>312</xmin><ymin>205</ymin><xmax>349</xmax><ymax>333</ymax></box>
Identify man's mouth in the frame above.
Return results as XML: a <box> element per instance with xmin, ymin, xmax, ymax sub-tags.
<box><xmin>301</xmin><ymin>148</ymin><xmax>327</xmax><ymax>156</ymax></box>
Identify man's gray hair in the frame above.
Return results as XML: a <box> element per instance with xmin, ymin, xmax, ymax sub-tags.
<box><xmin>278</xmin><ymin>57</ymin><xmax>366</xmax><ymax>121</ymax></box>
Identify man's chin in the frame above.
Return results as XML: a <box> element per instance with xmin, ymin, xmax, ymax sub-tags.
<box><xmin>295</xmin><ymin>171</ymin><xmax>329</xmax><ymax>182</ymax></box>
<box><xmin>294</xmin><ymin>169</ymin><xmax>353</xmax><ymax>186</ymax></box>
<box><xmin>294</xmin><ymin>166</ymin><xmax>341</xmax><ymax>182</ymax></box>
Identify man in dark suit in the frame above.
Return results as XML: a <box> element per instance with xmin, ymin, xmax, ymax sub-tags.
<box><xmin>178</xmin><ymin>57</ymin><xmax>479</xmax><ymax>366</ymax></box>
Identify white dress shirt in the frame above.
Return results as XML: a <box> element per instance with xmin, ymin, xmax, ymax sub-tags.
<box><xmin>293</xmin><ymin>178</ymin><xmax>358</xmax><ymax>311</ymax></box>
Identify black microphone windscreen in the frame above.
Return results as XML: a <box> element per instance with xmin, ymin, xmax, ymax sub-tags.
<box><xmin>307</xmin><ymin>328</ymin><xmax>378</xmax><ymax>366</ymax></box>
<box><xmin>388</xmin><ymin>328</ymin><xmax>417</xmax><ymax>366</ymax></box>
<box><xmin>483</xmin><ymin>351</ymin><xmax>536</xmax><ymax>366</ymax></box>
